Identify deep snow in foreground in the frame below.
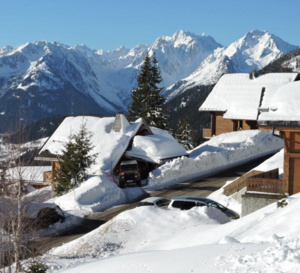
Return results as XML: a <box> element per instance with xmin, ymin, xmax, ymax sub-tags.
<box><xmin>45</xmin><ymin>190</ymin><xmax>300</xmax><ymax>273</ymax></box>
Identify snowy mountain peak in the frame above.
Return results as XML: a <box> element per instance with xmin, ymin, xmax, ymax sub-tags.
<box><xmin>172</xmin><ymin>30</ymin><xmax>195</xmax><ymax>45</ymax></box>
<box><xmin>165</xmin><ymin>30</ymin><xmax>299</xmax><ymax>100</ymax></box>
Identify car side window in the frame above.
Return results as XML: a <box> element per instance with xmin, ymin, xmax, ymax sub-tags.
<box><xmin>171</xmin><ymin>201</ymin><xmax>182</xmax><ymax>208</ymax></box>
<box><xmin>181</xmin><ymin>201</ymin><xmax>196</xmax><ymax>210</ymax></box>
<box><xmin>196</xmin><ymin>202</ymin><xmax>206</xmax><ymax>207</ymax></box>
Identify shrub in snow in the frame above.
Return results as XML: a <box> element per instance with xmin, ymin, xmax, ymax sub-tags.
<box><xmin>24</xmin><ymin>259</ymin><xmax>48</xmax><ymax>273</ymax></box>
<box><xmin>277</xmin><ymin>192</ymin><xmax>288</xmax><ymax>208</ymax></box>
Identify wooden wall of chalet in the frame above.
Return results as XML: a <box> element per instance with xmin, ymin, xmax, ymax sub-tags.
<box><xmin>283</xmin><ymin>131</ymin><xmax>300</xmax><ymax>195</ymax></box>
<box><xmin>211</xmin><ymin>112</ymin><xmax>257</xmax><ymax>136</ymax></box>
<box><xmin>243</xmin><ymin>120</ymin><xmax>257</xmax><ymax>130</ymax></box>
<box><xmin>214</xmin><ymin>112</ymin><xmax>235</xmax><ymax>135</ymax></box>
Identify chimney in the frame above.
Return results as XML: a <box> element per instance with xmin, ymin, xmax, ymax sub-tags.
<box><xmin>112</xmin><ymin>112</ymin><xmax>130</xmax><ymax>133</ymax></box>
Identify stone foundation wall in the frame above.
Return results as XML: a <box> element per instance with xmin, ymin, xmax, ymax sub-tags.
<box><xmin>242</xmin><ymin>193</ymin><xmax>279</xmax><ymax>216</ymax></box>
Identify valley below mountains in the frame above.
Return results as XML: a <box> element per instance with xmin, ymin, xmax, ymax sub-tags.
<box><xmin>0</xmin><ymin>29</ymin><xmax>298</xmax><ymax>133</ymax></box>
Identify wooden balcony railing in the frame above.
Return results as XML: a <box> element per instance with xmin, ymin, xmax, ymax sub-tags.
<box><xmin>247</xmin><ymin>178</ymin><xmax>283</xmax><ymax>194</ymax></box>
<box><xmin>224</xmin><ymin>170</ymin><xmax>262</xmax><ymax>196</ymax></box>
<box><xmin>224</xmin><ymin>168</ymin><xmax>280</xmax><ymax>196</ymax></box>
<box><xmin>202</xmin><ymin>128</ymin><xmax>212</xmax><ymax>138</ymax></box>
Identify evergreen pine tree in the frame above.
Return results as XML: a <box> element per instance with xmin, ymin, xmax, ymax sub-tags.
<box><xmin>55</xmin><ymin>123</ymin><xmax>96</xmax><ymax>196</ymax></box>
<box><xmin>176</xmin><ymin>118</ymin><xmax>194</xmax><ymax>150</ymax></box>
<box><xmin>148</xmin><ymin>53</ymin><xmax>167</xmax><ymax>129</ymax></box>
<box><xmin>128</xmin><ymin>51</ymin><xmax>152</xmax><ymax>121</ymax></box>
<box><xmin>128</xmin><ymin>51</ymin><xmax>167</xmax><ymax>129</ymax></box>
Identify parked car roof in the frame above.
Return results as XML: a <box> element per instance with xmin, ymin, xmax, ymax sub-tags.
<box><xmin>138</xmin><ymin>197</ymin><xmax>170</xmax><ymax>209</ymax></box>
<box><xmin>168</xmin><ymin>196</ymin><xmax>239</xmax><ymax>219</ymax></box>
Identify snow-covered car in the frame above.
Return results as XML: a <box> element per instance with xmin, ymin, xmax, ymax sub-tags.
<box><xmin>168</xmin><ymin>196</ymin><xmax>240</xmax><ymax>219</ymax></box>
<box><xmin>0</xmin><ymin>202</ymin><xmax>65</xmax><ymax>231</ymax></box>
<box><xmin>137</xmin><ymin>197</ymin><xmax>170</xmax><ymax>209</ymax></box>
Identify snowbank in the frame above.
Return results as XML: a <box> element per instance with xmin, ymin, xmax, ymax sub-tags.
<box><xmin>49</xmin><ymin>205</ymin><xmax>230</xmax><ymax>258</ymax></box>
<box><xmin>47</xmin><ymin>192</ymin><xmax>300</xmax><ymax>273</ymax></box>
<box><xmin>146</xmin><ymin>130</ymin><xmax>283</xmax><ymax>190</ymax></box>
<box><xmin>50</xmin><ymin>176</ymin><xmax>127</xmax><ymax>213</ymax></box>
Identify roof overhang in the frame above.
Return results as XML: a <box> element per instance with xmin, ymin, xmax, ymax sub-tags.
<box><xmin>257</xmin><ymin>120</ymin><xmax>300</xmax><ymax>131</ymax></box>
<box><xmin>34</xmin><ymin>156</ymin><xmax>58</xmax><ymax>162</ymax></box>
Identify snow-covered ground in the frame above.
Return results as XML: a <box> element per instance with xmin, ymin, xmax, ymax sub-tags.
<box><xmin>15</xmin><ymin>129</ymin><xmax>295</xmax><ymax>272</ymax></box>
<box><xmin>38</xmin><ymin>130</ymin><xmax>281</xmax><ymax>217</ymax></box>
<box><xmin>33</xmin><ymin>147</ymin><xmax>300</xmax><ymax>273</ymax></box>
<box><xmin>23</xmin><ymin>130</ymin><xmax>282</xmax><ymax>232</ymax></box>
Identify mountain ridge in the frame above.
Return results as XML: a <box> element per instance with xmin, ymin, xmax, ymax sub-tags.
<box><xmin>0</xmin><ymin>30</ymin><xmax>298</xmax><ymax>132</ymax></box>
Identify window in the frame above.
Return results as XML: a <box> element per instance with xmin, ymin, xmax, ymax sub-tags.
<box><xmin>171</xmin><ymin>201</ymin><xmax>183</xmax><ymax>209</ymax></box>
<box><xmin>181</xmin><ymin>201</ymin><xmax>196</xmax><ymax>210</ymax></box>
<box><xmin>156</xmin><ymin>199</ymin><xmax>170</xmax><ymax>207</ymax></box>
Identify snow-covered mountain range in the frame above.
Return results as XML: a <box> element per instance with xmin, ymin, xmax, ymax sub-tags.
<box><xmin>0</xmin><ymin>30</ymin><xmax>298</xmax><ymax>131</ymax></box>
<box><xmin>164</xmin><ymin>30</ymin><xmax>299</xmax><ymax>99</ymax></box>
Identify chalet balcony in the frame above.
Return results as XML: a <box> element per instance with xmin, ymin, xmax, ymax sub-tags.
<box><xmin>246</xmin><ymin>168</ymin><xmax>283</xmax><ymax>194</ymax></box>
<box><xmin>247</xmin><ymin>178</ymin><xmax>283</xmax><ymax>194</ymax></box>
<box><xmin>224</xmin><ymin>168</ymin><xmax>282</xmax><ymax>196</ymax></box>
<box><xmin>202</xmin><ymin>128</ymin><xmax>212</xmax><ymax>139</ymax></box>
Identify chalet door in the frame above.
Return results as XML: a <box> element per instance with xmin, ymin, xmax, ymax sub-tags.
<box><xmin>289</xmin><ymin>158</ymin><xmax>300</xmax><ymax>194</ymax></box>
<box><xmin>289</xmin><ymin>132</ymin><xmax>300</xmax><ymax>194</ymax></box>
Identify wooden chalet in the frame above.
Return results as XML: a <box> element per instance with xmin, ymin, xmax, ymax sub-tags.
<box><xmin>35</xmin><ymin>114</ymin><xmax>188</xmax><ymax>190</ymax></box>
<box><xmin>258</xmin><ymin>81</ymin><xmax>300</xmax><ymax>195</ymax></box>
<box><xmin>199</xmin><ymin>73</ymin><xmax>299</xmax><ymax>138</ymax></box>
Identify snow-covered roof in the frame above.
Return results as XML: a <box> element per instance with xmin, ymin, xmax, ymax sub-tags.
<box><xmin>37</xmin><ymin>115</ymin><xmax>187</xmax><ymax>174</ymax></box>
<box><xmin>125</xmin><ymin>127</ymin><xmax>188</xmax><ymax>164</ymax></box>
<box><xmin>199</xmin><ymin>73</ymin><xmax>298</xmax><ymax>120</ymax></box>
<box><xmin>258</xmin><ymin>81</ymin><xmax>300</xmax><ymax>125</ymax></box>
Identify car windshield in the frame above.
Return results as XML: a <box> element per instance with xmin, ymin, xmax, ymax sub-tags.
<box><xmin>208</xmin><ymin>201</ymin><xmax>225</xmax><ymax>211</ymax></box>
<box><xmin>156</xmin><ymin>199</ymin><xmax>170</xmax><ymax>207</ymax></box>
<box><xmin>120</xmin><ymin>164</ymin><xmax>138</xmax><ymax>171</ymax></box>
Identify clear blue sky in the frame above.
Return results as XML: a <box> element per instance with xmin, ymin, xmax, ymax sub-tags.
<box><xmin>1</xmin><ymin>0</ymin><xmax>300</xmax><ymax>51</ymax></box>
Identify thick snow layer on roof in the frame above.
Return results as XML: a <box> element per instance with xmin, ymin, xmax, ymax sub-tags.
<box><xmin>199</xmin><ymin>73</ymin><xmax>298</xmax><ymax>120</ymax></box>
<box><xmin>39</xmin><ymin>116</ymin><xmax>186</xmax><ymax>174</ymax></box>
<box><xmin>39</xmin><ymin>116</ymin><xmax>140</xmax><ymax>174</ymax></box>
<box><xmin>259</xmin><ymin>81</ymin><xmax>300</xmax><ymax>121</ymax></box>
<box><xmin>125</xmin><ymin>127</ymin><xmax>187</xmax><ymax>163</ymax></box>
